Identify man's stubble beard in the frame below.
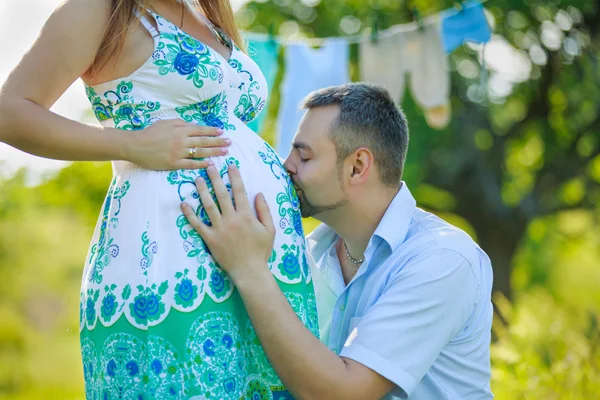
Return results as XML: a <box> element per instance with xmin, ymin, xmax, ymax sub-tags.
<box><xmin>294</xmin><ymin>176</ymin><xmax>348</xmax><ymax>219</ymax></box>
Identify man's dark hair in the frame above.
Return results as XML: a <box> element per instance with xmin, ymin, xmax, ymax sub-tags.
<box><xmin>301</xmin><ymin>82</ymin><xmax>409</xmax><ymax>187</ymax></box>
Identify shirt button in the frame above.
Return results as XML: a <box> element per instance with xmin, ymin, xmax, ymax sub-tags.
<box><xmin>339</xmin><ymin>304</ymin><xmax>346</xmax><ymax>311</ymax></box>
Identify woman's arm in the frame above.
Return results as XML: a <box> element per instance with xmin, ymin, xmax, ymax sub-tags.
<box><xmin>0</xmin><ymin>0</ymin><xmax>125</xmax><ymax>161</ymax></box>
<box><xmin>0</xmin><ymin>0</ymin><xmax>228</xmax><ymax>170</ymax></box>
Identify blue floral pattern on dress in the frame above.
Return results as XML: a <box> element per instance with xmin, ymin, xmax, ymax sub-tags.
<box><xmin>100</xmin><ymin>284</ymin><xmax>119</xmax><ymax>323</ymax></box>
<box><xmin>129</xmin><ymin>281</ymin><xmax>168</xmax><ymax>325</ymax></box>
<box><xmin>259</xmin><ymin>143</ymin><xmax>304</xmax><ymax>241</ymax></box>
<box><xmin>185</xmin><ymin>312</ymin><xmax>247</xmax><ymax>398</ymax></box>
<box><xmin>174</xmin><ymin>268</ymin><xmax>199</xmax><ymax>308</ymax></box>
<box><xmin>140</xmin><ymin>230</ymin><xmax>158</xmax><ymax>272</ymax></box>
<box><xmin>229</xmin><ymin>57</ymin><xmax>266</xmax><ymax>124</ymax></box>
<box><xmin>152</xmin><ymin>13</ymin><xmax>224</xmax><ymax>89</ymax></box>
<box><xmin>86</xmin><ymin>178</ymin><xmax>130</xmax><ymax>286</ymax></box>
<box><xmin>86</xmin><ymin>82</ymin><xmax>160</xmax><ymax>130</ymax></box>
<box><xmin>175</xmin><ymin>92</ymin><xmax>236</xmax><ymax>131</ymax></box>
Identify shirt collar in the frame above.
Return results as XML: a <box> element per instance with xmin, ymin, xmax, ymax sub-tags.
<box><xmin>371</xmin><ymin>182</ymin><xmax>416</xmax><ymax>253</ymax></box>
<box><xmin>306</xmin><ymin>222</ymin><xmax>338</xmax><ymax>268</ymax></box>
<box><xmin>306</xmin><ymin>182</ymin><xmax>417</xmax><ymax>261</ymax></box>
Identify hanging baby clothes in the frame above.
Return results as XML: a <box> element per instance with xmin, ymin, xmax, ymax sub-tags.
<box><xmin>359</xmin><ymin>18</ymin><xmax>451</xmax><ymax>129</ymax></box>
<box><xmin>246</xmin><ymin>35</ymin><xmax>281</xmax><ymax>135</ymax></box>
<box><xmin>441</xmin><ymin>1</ymin><xmax>491</xmax><ymax>54</ymax></box>
<box><xmin>276</xmin><ymin>39</ymin><xmax>350</xmax><ymax>157</ymax></box>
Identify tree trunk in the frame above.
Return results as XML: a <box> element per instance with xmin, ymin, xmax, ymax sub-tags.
<box><xmin>471</xmin><ymin>216</ymin><xmax>528</xmax><ymax>301</ymax></box>
<box><xmin>477</xmin><ymin>231</ymin><xmax>518</xmax><ymax>300</ymax></box>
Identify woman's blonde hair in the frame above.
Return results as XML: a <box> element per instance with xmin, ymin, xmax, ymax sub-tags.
<box><xmin>89</xmin><ymin>0</ymin><xmax>245</xmax><ymax>78</ymax></box>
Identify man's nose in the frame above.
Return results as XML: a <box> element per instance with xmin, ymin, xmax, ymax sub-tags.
<box><xmin>283</xmin><ymin>156</ymin><xmax>295</xmax><ymax>175</ymax></box>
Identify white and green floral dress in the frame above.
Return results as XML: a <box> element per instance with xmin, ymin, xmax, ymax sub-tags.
<box><xmin>80</xmin><ymin>10</ymin><xmax>317</xmax><ymax>400</ymax></box>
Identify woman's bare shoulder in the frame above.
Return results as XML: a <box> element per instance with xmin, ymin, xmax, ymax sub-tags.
<box><xmin>0</xmin><ymin>0</ymin><xmax>112</xmax><ymax>108</ymax></box>
<box><xmin>51</xmin><ymin>0</ymin><xmax>112</xmax><ymax>41</ymax></box>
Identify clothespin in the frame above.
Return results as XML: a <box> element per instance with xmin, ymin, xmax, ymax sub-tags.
<box><xmin>411</xmin><ymin>7</ymin><xmax>425</xmax><ymax>31</ymax></box>
<box><xmin>370</xmin><ymin>16</ymin><xmax>379</xmax><ymax>44</ymax></box>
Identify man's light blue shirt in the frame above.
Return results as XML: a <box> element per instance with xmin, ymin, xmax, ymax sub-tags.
<box><xmin>306</xmin><ymin>183</ymin><xmax>494</xmax><ymax>399</ymax></box>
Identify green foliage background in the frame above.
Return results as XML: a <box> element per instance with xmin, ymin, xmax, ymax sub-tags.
<box><xmin>1</xmin><ymin>0</ymin><xmax>599</xmax><ymax>398</ymax></box>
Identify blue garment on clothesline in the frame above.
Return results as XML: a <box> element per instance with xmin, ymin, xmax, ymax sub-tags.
<box><xmin>441</xmin><ymin>1</ymin><xmax>491</xmax><ymax>53</ymax></box>
<box><xmin>276</xmin><ymin>39</ymin><xmax>349</xmax><ymax>158</ymax></box>
<box><xmin>246</xmin><ymin>37</ymin><xmax>280</xmax><ymax>135</ymax></box>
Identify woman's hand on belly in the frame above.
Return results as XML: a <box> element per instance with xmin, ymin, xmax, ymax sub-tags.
<box><xmin>124</xmin><ymin>119</ymin><xmax>231</xmax><ymax>170</ymax></box>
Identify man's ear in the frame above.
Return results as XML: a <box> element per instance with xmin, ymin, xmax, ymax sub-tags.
<box><xmin>349</xmin><ymin>147</ymin><xmax>373</xmax><ymax>185</ymax></box>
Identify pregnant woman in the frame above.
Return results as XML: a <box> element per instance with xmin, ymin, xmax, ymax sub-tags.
<box><xmin>0</xmin><ymin>0</ymin><xmax>317</xmax><ymax>398</ymax></box>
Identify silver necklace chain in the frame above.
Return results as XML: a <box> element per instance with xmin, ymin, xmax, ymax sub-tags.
<box><xmin>343</xmin><ymin>240</ymin><xmax>365</xmax><ymax>264</ymax></box>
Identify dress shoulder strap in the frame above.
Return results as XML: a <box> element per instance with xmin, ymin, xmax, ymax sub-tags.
<box><xmin>136</xmin><ymin>10</ymin><xmax>160</xmax><ymax>38</ymax></box>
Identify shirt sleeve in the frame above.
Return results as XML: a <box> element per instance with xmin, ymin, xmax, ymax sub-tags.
<box><xmin>339</xmin><ymin>249</ymin><xmax>477</xmax><ymax>398</ymax></box>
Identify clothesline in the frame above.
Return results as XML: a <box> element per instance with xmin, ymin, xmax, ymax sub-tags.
<box><xmin>244</xmin><ymin>0</ymin><xmax>493</xmax><ymax>149</ymax></box>
<box><xmin>243</xmin><ymin>0</ymin><xmax>490</xmax><ymax>47</ymax></box>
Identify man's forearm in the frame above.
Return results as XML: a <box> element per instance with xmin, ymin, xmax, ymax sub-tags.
<box><xmin>234</xmin><ymin>265</ymin><xmax>352</xmax><ymax>400</ymax></box>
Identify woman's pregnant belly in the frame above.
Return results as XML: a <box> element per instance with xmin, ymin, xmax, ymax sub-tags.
<box><xmin>80</xmin><ymin>120</ymin><xmax>310</xmax><ymax>331</ymax></box>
